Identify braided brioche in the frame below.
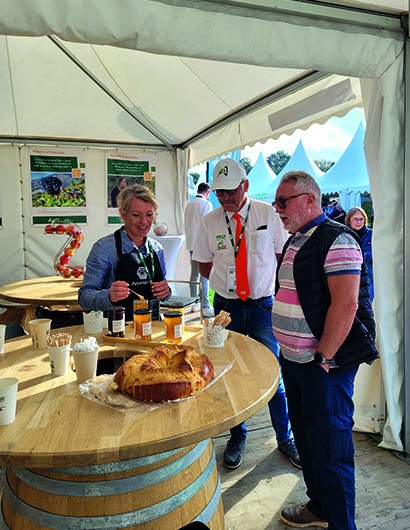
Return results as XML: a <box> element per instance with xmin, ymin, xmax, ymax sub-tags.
<box><xmin>112</xmin><ymin>344</ymin><xmax>214</xmax><ymax>402</ymax></box>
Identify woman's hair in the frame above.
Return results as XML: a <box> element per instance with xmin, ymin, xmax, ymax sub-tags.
<box><xmin>280</xmin><ymin>170</ymin><xmax>322</xmax><ymax>205</ymax></box>
<box><xmin>345</xmin><ymin>206</ymin><xmax>368</xmax><ymax>227</ymax></box>
<box><xmin>116</xmin><ymin>177</ymin><xmax>126</xmax><ymax>187</ymax></box>
<box><xmin>117</xmin><ymin>184</ymin><xmax>158</xmax><ymax>213</ymax></box>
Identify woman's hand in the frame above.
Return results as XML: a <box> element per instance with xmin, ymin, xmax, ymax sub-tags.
<box><xmin>151</xmin><ymin>280</ymin><xmax>170</xmax><ymax>300</ymax></box>
<box><xmin>109</xmin><ymin>280</ymin><xmax>130</xmax><ymax>303</ymax></box>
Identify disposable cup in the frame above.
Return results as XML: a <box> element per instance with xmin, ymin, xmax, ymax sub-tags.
<box><xmin>48</xmin><ymin>344</ymin><xmax>71</xmax><ymax>376</ymax></box>
<box><xmin>0</xmin><ymin>324</ymin><xmax>5</xmax><ymax>354</ymax></box>
<box><xmin>203</xmin><ymin>320</ymin><xmax>225</xmax><ymax>348</ymax></box>
<box><xmin>83</xmin><ymin>311</ymin><xmax>104</xmax><ymax>334</ymax></box>
<box><xmin>29</xmin><ymin>319</ymin><xmax>51</xmax><ymax>349</ymax></box>
<box><xmin>0</xmin><ymin>377</ymin><xmax>19</xmax><ymax>426</ymax></box>
<box><xmin>73</xmin><ymin>348</ymin><xmax>99</xmax><ymax>384</ymax></box>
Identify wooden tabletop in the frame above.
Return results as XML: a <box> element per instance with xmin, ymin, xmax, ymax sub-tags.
<box><xmin>0</xmin><ymin>325</ymin><xmax>279</xmax><ymax>469</ymax></box>
<box><xmin>0</xmin><ymin>276</ymin><xmax>82</xmax><ymax>306</ymax></box>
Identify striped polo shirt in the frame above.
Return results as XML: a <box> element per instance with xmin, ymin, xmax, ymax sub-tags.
<box><xmin>272</xmin><ymin>215</ymin><xmax>363</xmax><ymax>364</ymax></box>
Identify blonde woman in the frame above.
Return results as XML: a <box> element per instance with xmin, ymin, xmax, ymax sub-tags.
<box><xmin>346</xmin><ymin>206</ymin><xmax>373</xmax><ymax>299</ymax></box>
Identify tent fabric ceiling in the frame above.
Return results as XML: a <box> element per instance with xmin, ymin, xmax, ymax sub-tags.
<box><xmin>0</xmin><ymin>0</ymin><xmax>405</xmax><ymax>166</ymax></box>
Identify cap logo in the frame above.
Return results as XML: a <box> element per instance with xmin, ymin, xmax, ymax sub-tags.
<box><xmin>216</xmin><ymin>166</ymin><xmax>228</xmax><ymax>178</ymax></box>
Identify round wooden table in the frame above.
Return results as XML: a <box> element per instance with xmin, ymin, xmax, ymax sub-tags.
<box><xmin>0</xmin><ymin>325</ymin><xmax>279</xmax><ymax>530</ymax></box>
<box><xmin>0</xmin><ymin>276</ymin><xmax>82</xmax><ymax>328</ymax></box>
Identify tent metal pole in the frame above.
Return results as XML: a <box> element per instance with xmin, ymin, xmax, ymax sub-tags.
<box><xmin>404</xmin><ymin>37</ymin><xmax>410</xmax><ymax>458</ymax></box>
<box><xmin>47</xmin><ymin>35</ymin><xmax>176</xmax><ymax>152</ymax></box>
<box><xmin>0</xmin><ymin>137</ymin><xmax>170</xmax><ymax>151</ymax></box>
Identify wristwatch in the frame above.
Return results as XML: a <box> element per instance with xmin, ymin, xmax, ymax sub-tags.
<box><xmin>314</xmin><ymin>351</ymin><xmax>331</xmax><ymax>364</ymax></box>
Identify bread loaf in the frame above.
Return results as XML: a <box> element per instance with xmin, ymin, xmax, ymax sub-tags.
<box><xmin>112</xmin><ymin>344</ymin><xmax>214</xmax><ymax>402</ymax></box>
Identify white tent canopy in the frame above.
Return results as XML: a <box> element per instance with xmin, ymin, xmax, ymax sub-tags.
<box><xmin>247</xmin><ymin>152</ymin><xmax>276</xmax><ymax>201</ymax></box>
<box><xmin>0</xmin><ymin>0</ymin><xmax>407</xmax><ymax>454</ymax></box>
<box><xmin>320</xmin><ymin>123</ymin><xmax>371</xmax><ymax>211</ymax></box>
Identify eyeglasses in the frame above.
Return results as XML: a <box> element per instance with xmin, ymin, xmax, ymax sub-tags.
<box><xmin>351</xmin><ymin>217</ymin><xmax>365</xmax><ymax>223</ymax></box>
<box><xmin>272</xmin><ymin>193</ymin><xmax>309</xmax><ymax>210</ymax></box>
<box><xmin>214</xmin><ymin>183</ymin><xmax>244</xmax><ymax>197</ymax></box>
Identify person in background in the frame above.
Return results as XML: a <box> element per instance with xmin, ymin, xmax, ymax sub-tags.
<box><xmin>79</xmin><ymin>184</ymin><xmax>171</xmax><ymax>321</ymax></box>
<box><xmin>111</xmin><ymin>177</ymin><xmax>126</xmax><ymax>208</ymax></box>
<box><xmin>328</xmin><ymin>200</ymin><xmax>346</xmax><ymax>224</ymax></box>
<box><xmin>194</xmin><ymin>158</ymin><xmax>300</xmax><ymax>470</ymax></box>
<box><xmin>184</xmin><ymin>182</ymin><xmax>214</xmax><ymax>318</ymax></box>
<box><xmin>346</xmin><ymin>206</ymin><xmax>374</xmax><ymax>300</ymax></box>
<box><xmin>272</xmin><ymin>170</ymin><xmax>378</xmax><ymax>529</ymax></box>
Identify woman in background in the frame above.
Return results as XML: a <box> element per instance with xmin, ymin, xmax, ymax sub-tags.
<box><xmin>346</xmin><ymin>206</ymin><xmax>374</xmax><ymax>300</ymax></box>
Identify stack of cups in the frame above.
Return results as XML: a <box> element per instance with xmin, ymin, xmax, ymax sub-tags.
<box><xmin>29</xmin><ymin>319</ymin><xmax>51</xmax><ymax>349</ymax></box>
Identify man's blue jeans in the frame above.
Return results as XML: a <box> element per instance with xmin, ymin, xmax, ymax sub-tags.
<box><xmin>213</xmin><ymin>293</ymin><xmax>292</xmax><ymax>444</ymax></box>
<box><xmin>281</xmin><ymin>354</ymin><xmax>358</xmax><ymax>530</ymax></box>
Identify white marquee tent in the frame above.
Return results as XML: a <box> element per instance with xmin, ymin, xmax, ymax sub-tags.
<box><xmin>0</xmin><ymin>0</ymin><xmax>408</xmax><ymax>455</ymax></box>
<box><xmin>247</xmin><ymin>151</ymin><xmax>276</xmax><ymax>202</ymax></box>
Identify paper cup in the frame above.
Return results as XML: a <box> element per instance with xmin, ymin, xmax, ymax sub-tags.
<box><xmin>203</xmin><ymin>320</ymin><xmax>225</xmax><ymax>348</ymax></box>
<box><xmin>48</xmin><ymin>344</ymin><xmax>71</xmax><ymax>376</ymax></box>
<box><xmin>83</xmin><ymin>311</ymin><xmax>104</xmax><ymax>334</ymax></box>
<box><xmin>29</xmin><ymin>319</ymin><xmax>51</xmax><ymax>349</ymax></box>
<box><xmin>73</xmin><ymin>348</ymin><xmax>99</xmax><ymax>384</ymax></box>
<box><xmin>0</xmin><ymin>377</ymin><xmax>19</xmax><ymax>426</ymax></box>
<box><xmin>0</xmin><ymin>324</ymin><xmax>5</xmax><ymax>354</ymax></box>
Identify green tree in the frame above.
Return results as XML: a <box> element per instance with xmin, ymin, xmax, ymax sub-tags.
<box><xmin>266</xmin><ymin>151</ymin><xmax>291</xmax><ymax>175</ymax></box>
<box><xmin>189</xmin><ymin>172</ymin><xmax>201</xmax><ymax>186</ymax></box>
<box><xmin>240</xmin><ymin>157</ymin><xmax>253</xmax><ymax>175</ymax></box>
<box><xmin>314</xmin><ymin>159</ymin><xmax>335</xmax><ymax>173</ymax></box>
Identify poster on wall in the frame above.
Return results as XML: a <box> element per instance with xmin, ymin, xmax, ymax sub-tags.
<box><xmin>29</xmin><ymin>147</ymin><xmax>87</xmax><ymax>226</ymax></box>
<box><xmin>106</xmin><ymin>151</ymin><xmax>157</xmax><ymax>225</ymax></box>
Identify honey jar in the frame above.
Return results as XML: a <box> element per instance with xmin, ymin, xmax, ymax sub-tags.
<box><xmin>168</xmin><ymin>303</ymin><xmax>185</xmax><ymax>333</ymax></box>
<box><xmin>163</xmin><ymin>311</ymin><xmax>183</xmax><ymax>344</ymax></box>
<box><xmin>134</xmin><ymin>309</ymin><xmax>152</xmax><ymax>341</ymax></box>
<box><xmin>133</xmin><ymin>298</ymin><xmax>149</xmax><ymax>311</ymax></box>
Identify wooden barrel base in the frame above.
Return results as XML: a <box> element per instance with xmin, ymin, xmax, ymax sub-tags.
<box><xmin>1</xmin><ymin>439</ymin><xmax>224</xmax><ymax>529</ymax></box>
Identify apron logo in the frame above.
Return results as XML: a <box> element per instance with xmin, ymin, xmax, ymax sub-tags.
<box><xmin>137</xmin><ymin>266</ymin><xmax>148</xmax><ymax>280</ymax></box>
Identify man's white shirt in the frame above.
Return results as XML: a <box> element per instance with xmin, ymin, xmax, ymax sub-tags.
<box><xmin>193</xmin><ymin>197</ymin><xmax>287</xmax><ymax>299</ymax></box>
<box><xmin>184</xmin><ymin>195</ymin><xmax>213</xmax><ymax>251</ymax></box>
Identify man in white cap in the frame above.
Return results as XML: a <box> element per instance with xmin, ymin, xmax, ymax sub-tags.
<box><xmin>193</xmin><ymin>158</ymin><xmax>300</xmax><ymax>470</ymax></box>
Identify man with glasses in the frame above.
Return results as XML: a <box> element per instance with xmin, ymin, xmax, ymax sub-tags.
<box><xmin>193</xmin><ymin>158</ymin><xmax>300</xmax><ymax>470</ymax></box>
<box><xmin>272</xmin><ymin>171</ymin><xmax>378</xmax><ymax>529</ymax></box>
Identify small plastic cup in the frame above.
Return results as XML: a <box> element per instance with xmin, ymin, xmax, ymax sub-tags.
<box><xmin>29</xmin><ymin>319</ymin><xmax>51</xmax><ymax>349</ymax></box>
<box><xmin>163</xmin><ymin>311</ymin><xmax>183</xmax><ymax>344</ymax></box>
<box><xmin>0</xmin><ymin>324</ymin><xmax>5</xmax><ymax>354</ymax></box>
<box><xmin>48</xmin><ymin>344</ymin><xmax>71</xmax><ymax>376</ymax></box>
<box><xmin>0</xmin><ymin>377</ymin><xmax>19</xmax><ymax>426</ymax></box>
<box><xmin>83</xmin><ymin>311</ymin><xmax>104</xmax><ymax>334</ymax></box>
<box><xmin>73</xmin><ymin>349</ymin><xmax>99</xmax><ymax>384</ymax></box>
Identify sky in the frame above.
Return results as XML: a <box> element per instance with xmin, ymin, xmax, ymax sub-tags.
<box><xmin>190</xmin><ymin>106</ymin><xmax>365</xmax><ymax>178</ymax></box>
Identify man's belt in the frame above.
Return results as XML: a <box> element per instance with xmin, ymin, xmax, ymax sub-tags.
<box><xmin>216</xmin><ymin>294</ymin><xmax>272</xmax><ymax>305</ymax></box>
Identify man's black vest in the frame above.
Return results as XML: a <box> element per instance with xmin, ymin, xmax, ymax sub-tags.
<box><xmin>276</xmin><ymin>218</ymin><xmax>379</xmax><ymax>372</ymax></box>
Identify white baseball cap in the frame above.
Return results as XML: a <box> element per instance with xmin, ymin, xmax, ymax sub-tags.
<box><xmin>211</xmin><ymin>159</ymin><xmax>247</xmax><ymax>191</ymax></box>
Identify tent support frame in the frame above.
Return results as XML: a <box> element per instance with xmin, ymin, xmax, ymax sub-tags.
<box><xmin>404</xmin><ymin>37</ymin><xmax>410</xmax><ymax>458</ymax></box>
<box><xmin>47</xmin><ymin>36</ymin><xmax>176</xmax><ymax>152</ymax></box>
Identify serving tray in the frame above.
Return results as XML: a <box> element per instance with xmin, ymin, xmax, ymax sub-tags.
<box><xmin>102</xmin><ymin>321</ymin><xmax>203</xmax><ymax>347</ymax></box>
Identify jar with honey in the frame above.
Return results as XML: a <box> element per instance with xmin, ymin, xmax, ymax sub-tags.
<box><xmin>134</xmin><ymin>309</ymin><xmax>152</xmax><ymax>341</ymax></box>
<box><xmin>163</xmin><ymin>311</ymin><xmax>183</xmax><ymax>344</ymax></box>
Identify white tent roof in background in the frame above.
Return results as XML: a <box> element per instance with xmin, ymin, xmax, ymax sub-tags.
<box><xmin>247</xmin><ymin>152</ymin><xmax>276</xmax><ymax>197</ymax></box>
<box><xmin>277</xmin><ymin>140</ymin><xmax>324</xmax><ymax>180</ymax></box>
<box><xmin>319</xmin><ymin>122</ymin><xmax>370</xmax><ymax>194</ymax></box>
